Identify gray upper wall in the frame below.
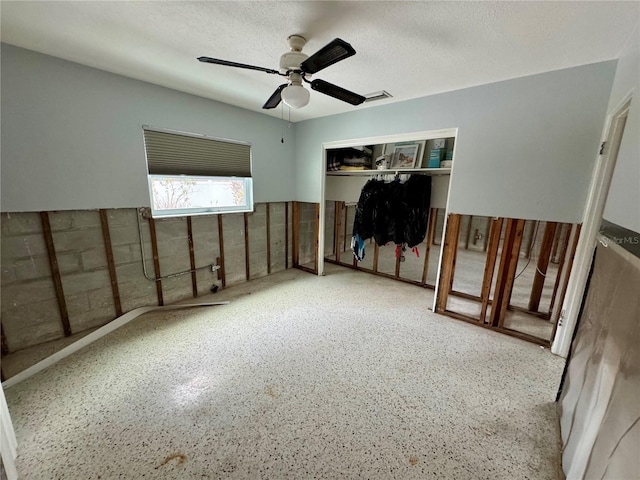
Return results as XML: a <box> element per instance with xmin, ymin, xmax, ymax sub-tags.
<box><xmin>296</xmin><ymin>61</ymin><xmax>616</xmax><ymax>224</ymax></box>
<box><xmin>603</xmin><ymin>25</ymin><xmax>640</xmax><ymax>234</ymax></box>
<box><xmin>0</xmin><ymin>44</ymin><xmax>297</xmax><ymax>212</ymax></box>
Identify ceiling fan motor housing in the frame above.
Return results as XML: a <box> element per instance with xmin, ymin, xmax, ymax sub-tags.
<box><xmin>279</xmin><ymin>51</ymin><xmax>309</xmax><ymax>74</ymax></box>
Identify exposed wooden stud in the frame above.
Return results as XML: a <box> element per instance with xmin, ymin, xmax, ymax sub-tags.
<box><xmin>483</xmin><ymin>219</ymin><xmax>491</xmax><ymax>252</ymax></box>
<box><xmin>550</xmin><ymin>224</ymin><xmax>582</xmax><ymax>341</ymax></box>
<box><xmin>292</xmin><ymin>201</ymin><xmax>300</xmax><ymax>267</ymax></box>
<box><xmin>147</xmin><ymin>217</ymin><xmax>164</xmax><ymax>306</ymax></box>
<box><xmin>436</xmin><ymin>214</ymin><xmax>461</xmax><ymax>312</ymax></box>
<box><xmin>295</xmin><ymin>265</ymin><xmax>316</xmax><ymax>275</ymax></box>
<box><xmin>244</xmin><ymin>212</ymin><xmax>251</xmax><ymax>281</ymax></box>
<box><xmin>343</xmin><ymin>203</ymin><xmax>349</xmax><ymax>253</ymax></box>
<box><xmin>314</xmin><ymin>203</ymin><xmax>320</xmax><ymax>274</ymax></box>
<box><xmin>186</xmin><ymin>216</ymin><xmax>198</xmax><ymax>298</ymax></box>
<box><xmin>550</xmin><ymin>222</ymin><xmax>563</xmax><ymax>264</ymax></box>
<box><xmin>40</xmin><ymin>212</ymin><xmax>72</xmax><ymax>336</ymax></box>
<box><xmin>479</xmin><ymin>217</ymin><xmax>503</xmax><ymax>324</ymax></box>
<box><xmin>464</xmin><ymin>215</ymin><xmax>474</xmax><ymax>250</ymax></box>
<box><xmin>528</xmin><ymin>222</ymin><xmax>558</xmax><ymax>312</ymax></box>
<box><xmin>325</xmin><ymin>258</ymin><xmax>431</xmax><ymax>289</ymax></box>
<box><xmin>492</xmin><ymin>219</ymin><xmax>525</xmax><ymax>328</ymax></box>
<box><xmin>334</xmin><ymin>201</ymin><xmax>341</xmax><ymax>262</ymax></box>
<box><xmin>99</xmin><ymin>209</ymin><xmax>123</xmax><ymax>316</ymax></box>
<box><xmin>548</xmin><ymin>224</ymin><xmax>572</xmax><ymax>316</ymax></box>
<box><xmin>217</xmin><ymin>215</ymin><xmax>226</xmax><ymax>288</ymax></box>
<box><xmin>394</xmin><ymin>246</ymin><xmax>401</xmax><ymax>278</ymax></box>
<box><xmin>285</xmin><ymin>202</ymin><xmax>289</xmax><ymax>269</ymax></box>
<box><xmin>373</xmin><ymin>241</ymin><xmax>379</xmax><ymax>272</ymax></box>
<box><xmin>422</xmin><ymin>208</ymin><xmax>438</xmax><ymax>286</ymax></box>
<box><xmin>266</xmin><ymin>203</ymin><xmax>272</xmax><ymax>274</ymax></box>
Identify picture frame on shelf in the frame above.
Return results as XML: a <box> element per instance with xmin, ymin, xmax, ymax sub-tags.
<box><xmin>389</xmin><ymin>143</ymin><xmax>420</xmax><ymax>169</ymax></box>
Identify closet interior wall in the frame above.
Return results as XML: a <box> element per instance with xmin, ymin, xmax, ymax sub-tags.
<box><xmin>0</xmin><ymin>203</ymin><xmax>293</xmax><ymax>380</ymax></box>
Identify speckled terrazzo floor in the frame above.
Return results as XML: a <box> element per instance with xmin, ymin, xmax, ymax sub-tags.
<box><xmin>4</xmin><ymin>264</ymin><xmax>565</xmax><ymax>479</ymax></box>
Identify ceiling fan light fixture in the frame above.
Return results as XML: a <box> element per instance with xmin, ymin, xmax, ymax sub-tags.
<box><xmin>281</xmin><ymin>84</ymin><xmax>310</xmax><ymax>109</ymax></box>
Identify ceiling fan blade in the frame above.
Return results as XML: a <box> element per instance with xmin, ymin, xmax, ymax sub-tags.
<box><xmin>263</xmin><ymin>84</ymin><xmax>288</xmax><ymax>109</ymax></box>
<box><xmin>300</xmin><ymin>38</ymin><xmax>356</xmax><ymax>74</ymax></box>
<box><xmin>310</xmin><ymin>79</ymin><xmax>365</xmax><ymax>106</ymax></box>
<box><xmin>198</xmin><ymin>57</ymin><xmax>280</xmax><ymax>75</ymax></box>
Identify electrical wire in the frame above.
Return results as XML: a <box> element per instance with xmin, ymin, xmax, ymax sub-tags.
<box><xmin>514</xmin><ymin>221</ymin><xmax>539</xmax><ymax>280</ymax></box>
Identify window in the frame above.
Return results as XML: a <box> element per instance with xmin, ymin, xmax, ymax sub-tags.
<box><xmin>143</xmin><ymin>127</ymin><xmax>253</xmax><ymax>217</ymax></box>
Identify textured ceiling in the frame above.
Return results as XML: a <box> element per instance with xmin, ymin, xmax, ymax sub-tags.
<box><xmin>1</xmin><ymin>1</ymin><xmax>638</xmax><ymax>122</ymax></box>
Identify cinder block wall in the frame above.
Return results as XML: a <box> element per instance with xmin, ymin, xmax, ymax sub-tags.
<box><xmin>1</xmin><ymin>202</ymin><xmax>296</xmax><ymax>364</ymax></box>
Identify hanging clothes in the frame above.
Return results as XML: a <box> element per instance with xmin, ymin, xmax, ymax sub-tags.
<box><xmin>351</xmin><ymin>174</ymin><xmax>432</xmax><ymax>261</ymax></box>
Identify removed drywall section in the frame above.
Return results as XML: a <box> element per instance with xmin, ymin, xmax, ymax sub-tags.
<box><xmin>247</xmin><ymin>204</ymin><xmax>269</xmax><ymax>281</ymax></box>
<box><xmin>0</xmin><ymin>44</ymin><xmax>296</xmax><ymax>212</ymax></box>
<box><xmin>268</xmin><ymin>202</ymin><xmax>291</xmax><ymax>273</ymax></box>
<box><xmin>49</xmin><ymin>210</ymin><xmax>116</xmax><ymax>333</ymax></box>
<box><xmin>191</xmin><ymin>215</ymin><xmax>222</xmax><ymax>296</ymax></box>
<box><xmin>1</xmin><ymin>213</ymin><xmax>64</xmax><ymax>350</ymax></box>
<box><xmin>0</xmin><ymin>203</ymin><xmax>292</xmax><ymax>378</ymax></box>
<box><xmin>296</xmin><ymin>61</ymin><xmax>616</xmax><ymax>223</ymax></box>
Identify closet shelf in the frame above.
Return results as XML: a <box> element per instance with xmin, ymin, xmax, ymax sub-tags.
<box><xmin>326</xmin><ymin>168</ymin><xmax>451</xmax><ymax>177</ymax></box>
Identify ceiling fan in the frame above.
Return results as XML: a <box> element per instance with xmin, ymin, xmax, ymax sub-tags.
<box><xmin>198</xmin><ymin>35</ymin><xmax>366</xmax><ymax>110</ymax></box>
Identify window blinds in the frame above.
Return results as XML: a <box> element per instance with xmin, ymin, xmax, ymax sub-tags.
<box><xmin>143</xmin><ymin>128</ymin><xmax>251</xmax><ymax>177</ymax></box>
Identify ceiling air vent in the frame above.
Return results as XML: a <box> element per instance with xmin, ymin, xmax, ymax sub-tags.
<box><xmin>363</xmin><ymin>90</ymin><xmax>393</xmax><ymax>103</ymax></box>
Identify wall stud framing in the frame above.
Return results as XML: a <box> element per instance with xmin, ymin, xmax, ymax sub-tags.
<box><xmin>244</xmin><ymin>212</ymin><xmax>250</xmax><ymax>281</ymax></box>
<box><xmin>528</xmin><ymin>221</ymin><xmax>558</xmax><ymax>311</ymax></box>
<box><xmin>99</xmin><ymin>209</ymin><xmax>123</xmax><ymax>316</ymax></box>
<box><xmin>479</xmin><ymin>217</ymin><xmax>503</xmax><ymax>323</ymax></box>
<box><xmin>491</xmin><ymin>218</ymin><xmax>525</xmax><ymax>328</ymax></box>
<box><xmin>285</xmin><ymin>202</ymin><xmax>289</xmax><ymax>269</ymax></box>
<box><xmin>266</xmin><ymin>203</ymin><xmax>272</xmax><ymax>274</ymax></box>
<box><xmin>334</xmin><ymin>201</ymin><xmax>342</xmax><ymax>263</ymax></box>
<box><xmin>217</xmin><ymin>215</ymin><xmax>226</xmax><ymax>288</ymax></box>
<box><xmin>292</xmin><ymin>202</ymin><xmax>300</xmax><ymax>267</ymax></box>
<box><xmin>186</xmin><ymin>216</ymin><xmax>198</xmax><ymax>298</ymax></box>
<box><xmin>548</xmin><ymin>224</ymin><xmax>572</xmax><ymax>316</ymax></box>
<box><xmin>147</xmin><ymin>217</ymin><xmax>164</xmax><ymax>306</ymax></box>
<box><xmin>436</xmin><ymin>214</ymin><xmax>462</xmax><ymax>312</ymax></box>
<box><xmin>550</xmin><ymin>224</ymin><xmax>582</xmax><ymax>340</ymax></box>
<box><xmin>373</xmin><ymin>242</ymin><xmax>379</xmax><ymax>272</ymax></box>
<box><xmin>40</xmin><ymin>211</ymin><xmax>72</xmax><ymax>336</ymax></box>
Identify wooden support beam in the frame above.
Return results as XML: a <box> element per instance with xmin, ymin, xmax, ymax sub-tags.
<box><xmin>394</xmin><ymin>246</ymin><xmax>401</xmax><ymax>278</ymax></box>
<box><xmin>244</xmin><ymin>212</ymin><xmax>250</xmax><ymax>281</ymax></box>
<box><xmin>147</xmin><ymin>217</ymin><xmax>164</xmax><ymax>306</ymax></box>
<box><xmin>435</xmin><ymin>214</ymin><xmax>461</xmax><ymax>313</ymax></box>
<box><xmin>491</xmin><ymin>218</ymin><xmax>525</xmax><ymax>328</ymax></box>
<box><xmin>343</xmin><ymin>203</ymin><xmax>349</xmax><ymax>253</ymax></box>
<box><xmin>550</xmin><ymin>222</ymin><xmax>563</xmax><ymax>263</ymax></box>
<box><xmin>99</xmin><ymin>209</ymin><xmax>123</xmax><ymax>316</ymax></box>
<box><xmin>314</xmin><ymin>203</ymin><xmax>320</xmax><ymax>274</ymax></box>
<box><xmin>479</xmin><ymin>217</ymin><xmax>503</xmax><ymax>324</ymax></box>
<box><xmin>550</xmin><ymin>224</ymin><xmax>582</xmax><ymax>341</ymax></box>
<box><xmin>373</xmin><ymin>241</ymin><xmax>379</xmax><ymax>272</ymax></box>
<box><xmin>421</xmin><ymin>208</ymin><xmax>437</xmax><ymax>285</ymax></box>
<box><xmin>217</xmin><ymin>215</ymin><xmax>226</xmax><ymax>288</ymax></box>
<box><xmin>483</xmin><ymin>218</ymin><xmax>491</xmax><ymax>252</ymax></box>
<box><xmin>292</xmin><ymin>202</ymin><xmax>300</xmax><ymax>267</ymax></box>
<box><xmin>548</xmin><ymin>224</ymin><xmax>572</xmax><ymax>316</ymax></box>
<box><xmin>334</xmin><ymin>201</ymin><xmax>341</xmax><ymax>262</ymax></box>
<box><xmin>464</xmin><ymin>215</ymin><xmax>473</xmax><ymax>250</ymax></box>
<box><xmin>40</xmin><ymin>212</ymin><xmax>72</xmax><ymax>336</ymax></box>
<box><xmin>528</xmin><ymin>222</ymin><xmax>558</xmax><ymax>312</ymax></box>
<box><xmin>285</xmin><ymin>202</ymin><xmax>289</xmax><ymax>269</ymax></box>
<box><xmin>186</xmin><ymin>216</ymin><xmax>198</xmax><ymax>298</ymax></box>
<box><xmin>266</xmin><ymin>203</ymin><xmax>272</xmax><ymax>274</ymax></box>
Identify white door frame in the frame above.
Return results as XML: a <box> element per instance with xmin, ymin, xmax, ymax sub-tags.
<box><xmin>551</xmin><ymin>94</ymin><xmax>632</xmax><ymax>357</ymax></box>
